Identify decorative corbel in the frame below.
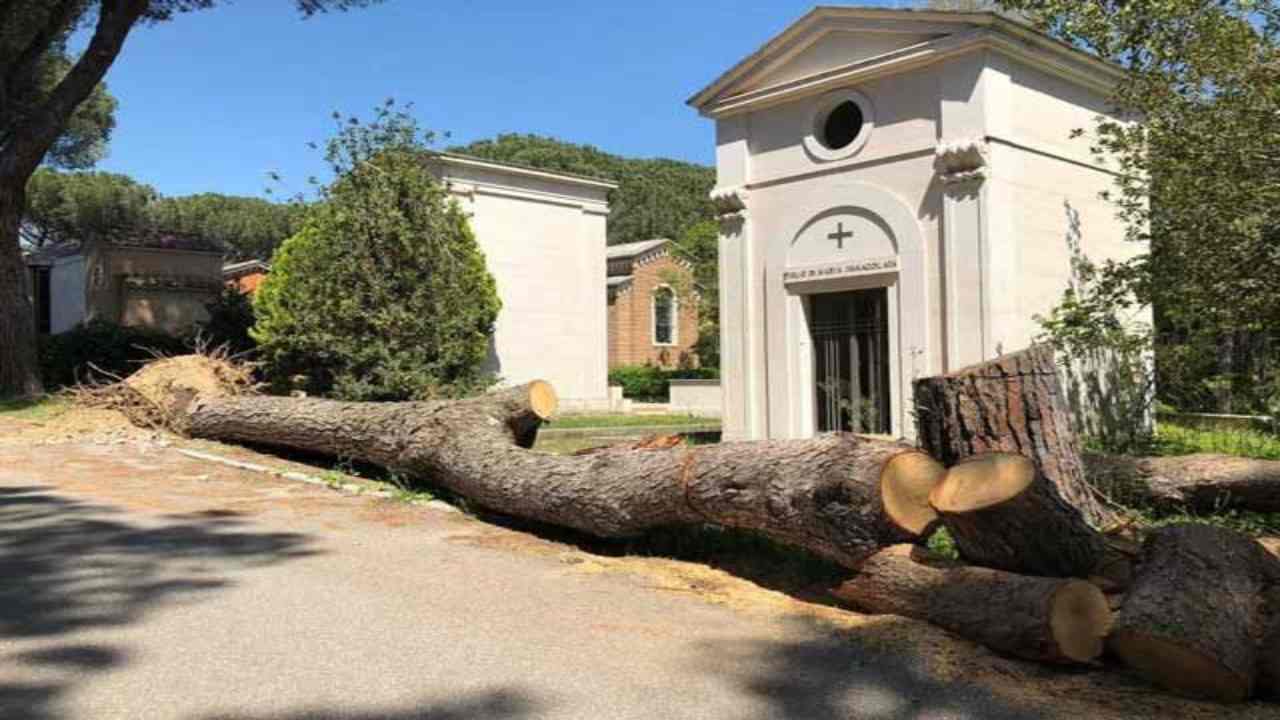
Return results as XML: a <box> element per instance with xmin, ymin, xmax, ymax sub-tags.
<box><xmin>935</xmin><ymin>138</ymin><xmax>990</xmax><ymax>185</ymax></box>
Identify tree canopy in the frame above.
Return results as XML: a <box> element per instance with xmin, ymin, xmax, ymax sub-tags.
<box><xmin>22</xmin><ymin>168</ymin><xmax>302</xmax><ymax>259</ymax></box>
<box><xmin>0</xmin><ymin>0</ymin><xmax>383</xmax><ymax>398</ymax></box>
<box><xmin>450</xmin><ymin>134</ymin><xmax>716</xmax><ymax>245</ymax></box>
<box><xmin>1001</xmin><ymin>0</ymin><xmax>1280</xmax><ymax>415</ymax></box>
<box><xmin>253</xmin><ymin>106</ymin><xmax>501</xmax><ymax>401</ymax></box>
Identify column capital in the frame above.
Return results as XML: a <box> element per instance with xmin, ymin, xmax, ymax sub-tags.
<box><xmin>710</xmin><ymin>185</ymin><xmax>749</xmax><ymax>218</ymax></box>
<box><xmin>935</xmin><ymin>138</ymin><xmax>990</xmax><ymax>185</ymax></box>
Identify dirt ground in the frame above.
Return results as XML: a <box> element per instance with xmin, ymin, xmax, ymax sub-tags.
<box><xmin>0</xmin><ymin>407</ymin><xmax>1272</xmax><ymax>719</ymax></box>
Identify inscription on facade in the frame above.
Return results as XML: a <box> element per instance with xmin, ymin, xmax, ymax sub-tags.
<box><xmin>782</xmin><ymin>256</ymin><xmax>899</xmax><ymax>284</ymax></box>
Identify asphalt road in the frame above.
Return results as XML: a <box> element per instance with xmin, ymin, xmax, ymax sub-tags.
<box><xmin>0</xmin><ymin>439</ymin><xmax>1042</xmax><ymax>720</ymax></box>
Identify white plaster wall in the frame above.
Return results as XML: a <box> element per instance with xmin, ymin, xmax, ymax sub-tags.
<box><xmin>668</xmin><ymin>380</ymin><xmax>723</xmax><ymax>417</ymax></box>
<box><xmin>438</xmin><ymin>166</ymin><xmax>610</xmax><ymax>409</ymax></box>
<box><xmin>49</xmin><ymin>255</ymin><xmax>86</xmax><ymax>334</ymax></box>
<box><xmin>720</xmin><ymin>61</ymin><xmax>948</xmax><ymax>440</ymax></box>
<box><xmin>740</xmin><ymin>31</ymin><xmax>939</xmax><ymax>93</ymax></box>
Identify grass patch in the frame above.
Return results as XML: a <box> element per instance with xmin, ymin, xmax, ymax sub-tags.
<box><xmin>0</xmin><ymin>395</ymin><xmax>69</xmax><ymax>423</ymax></box>
<box><xmin>1151</xmin><ymin>422</ymin><xmax>1280</xmax><ymax>460</ymax></box>
<box><xmin>547</xmin><ymin>413</ymin><xmax>719</xmax><ymax>430</ymax></box>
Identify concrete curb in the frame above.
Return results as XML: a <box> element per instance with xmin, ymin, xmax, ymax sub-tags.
<box><xmin>173</xmin><ymin>447</ymin><xmax>459</xmax><ymax>514</ymax></box>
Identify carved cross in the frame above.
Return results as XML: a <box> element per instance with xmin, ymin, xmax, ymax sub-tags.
<box><xmin>828</xmin><ymin>222</ymin><xmax>853</xmax><ymax>250</ymax></box>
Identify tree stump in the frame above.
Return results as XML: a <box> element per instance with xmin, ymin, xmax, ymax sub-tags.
<box><xmin>928</xmin><ymin>453</ymin><xmax>1106</xmax><ymax>577</ymax></box>
<box><xmin>914</xmin><ymin>345</ymin><xmax>1115</xmax><ymax>530</ymax></box>
<box><xmin>832</xmin><ymin>544</ymin><xmax>1111</xmax><ymax>664</ymax></box>
<box><xmin>1108</xmin><ymin>524</ymin><xmax>1278</xmax><ymax>702</ymax></box>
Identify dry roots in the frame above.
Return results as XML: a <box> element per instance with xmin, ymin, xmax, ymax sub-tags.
<box><xmin>68</xmin><ymin>349</ymin><xmax>257</xmax><ymax>431</ymax></box>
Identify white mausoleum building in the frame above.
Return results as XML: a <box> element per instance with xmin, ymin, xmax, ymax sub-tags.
<box><xmin>689</xmin><ymin>7</ymin><xmax>1141</xmax><ymax>441</ymax></box>
<box><xmin>428</xmin><ymin>154</ymin><xmax>615</xmax><ymax>410</ymax></box>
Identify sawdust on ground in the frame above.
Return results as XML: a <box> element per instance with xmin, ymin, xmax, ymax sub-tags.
<box><xmin>450</xmin><ymin>521</ymin><xmax>1280</xmax><ymax>720</ymax></box>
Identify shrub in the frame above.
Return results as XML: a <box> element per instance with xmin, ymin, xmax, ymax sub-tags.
<box><xmin>200</xmin><ymin>287</ymin><xmax>257</xmax><ymax>356</ymax></box>
<box><xmin>39</xmin><ymin>320</ymin><xmax>189</xmax><ymax>389</ymax></box>
<box><xmin>252</xmin><ymin>106</ymin><xmax>501</xmax><ymax>401</ymax></box>
<box><xmin>609</xmin><ymin>364</ymin><xmax>718</xmax><ymax>402</ymax></box>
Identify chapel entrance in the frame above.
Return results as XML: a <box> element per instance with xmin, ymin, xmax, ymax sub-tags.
<box><xmin>811</xmin><ymin>288</ymin><xmax>891</xmax><ymax>434</ymax></box>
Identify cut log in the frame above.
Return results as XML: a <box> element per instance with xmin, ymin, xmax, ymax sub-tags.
<box><xmin>178</xmin><ymin>381</ymin><xmax>946</xmax><ymax>570</ymax></box>
<box><xmin>1085</xmin><ymin>452</ymin><xmax>1280</xmax><ymax>514</ymax></box>
<box><xmin>832</xmin><ymin>544</ymin><xmax>1111</xmax><ymax>664</ymax></box>
<box><xmin>1259</xmin><ymin>586</ymin><xmax>1280</xmax><ymax>699</ymax></box>
<box><xmin>914</xmin><ymin>345</ymin><xmax>1115</xmax><ymax>529</ymax></box>
<box><xmin>1108</xmin><ymin>524</ymin><xmax>1279</xmax><ymax>703</ymax></box>
<box><xmin>929</xmin><ymin>453</ymin><xmax>1106</xmax><ymax>577</ymax></box>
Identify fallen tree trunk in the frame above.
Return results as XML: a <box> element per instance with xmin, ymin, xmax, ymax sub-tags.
<box><xmin>1084</xmin><ymin>452</ymin><xmax>1280</xmax><ymax>514</ymax></box>
<box><xmin>1258</xmin><ymin>586</ymin><xmax>1280</xmax><ymax>699</ymax></box>
<box><xmin>1108</xmin><ymin>524</ymin><xmax>1279</xmax><ymax>703</ymax></box>
<box><xmin>832</xmin><ymin>544</ymin><xmax>1111</xmax><ymax>665</ymax></box>
<box><xmin>176</xmin><ymin>377</ymin><xmax>945</xmax><ymax>569</ymax></box>
<box><xmin>914</xmin><ymin>345</ymin><xmax>1115</xmax><ymax>530</ymax></box>
<box><xmin>928</xmin><ymin>453</ymin><xmax>1106</xmax><ymax>577</ymax></box>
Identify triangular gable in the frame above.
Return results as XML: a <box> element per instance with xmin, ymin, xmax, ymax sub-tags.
<box><xmin>688</xmin><ymin>7</ymin><xmax>1123</xmax><ymax>117</ymax></box>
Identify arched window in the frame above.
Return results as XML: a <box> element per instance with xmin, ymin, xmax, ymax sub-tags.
<box><xmin>652</xmin><ymin>286</ymin><xmax>677</xmax><ymax>346</ymax></box>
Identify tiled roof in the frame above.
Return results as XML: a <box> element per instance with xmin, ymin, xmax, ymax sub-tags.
<box><xmin>606</xmin><ymin>238</ymin><xmax>669</xmax><ymax>260</ymax></box>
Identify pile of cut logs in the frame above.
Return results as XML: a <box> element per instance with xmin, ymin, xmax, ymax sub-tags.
<box><xmin>115</xmin><ymin>345</ymin><xmax>1280</xmax><ymax>703</ymax></box>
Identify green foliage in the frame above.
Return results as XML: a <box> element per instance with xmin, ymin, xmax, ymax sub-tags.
<box><xmin>252</xmin><ymin>104</ymin><xmax>501</xmax><ymax>401</ymax></box>
<box><xmin>0</xmin><ymin>30</ymin><xmax>118</xmax><ymax>170</ymax></box>
<box><xmin>149</xmin><ymin>193</ymin><xmax>305</xmax><ymax>261</ymax></box>
<box><xmin>450</xmin><ymin>134</ymin><xmax>716</xmax><ymax>245</ymax></box>
<box><xmin>199</xmin><ymin>287</ymin><xmax>257</xmax><ymax>355</ymax></box>
<box><xmin>1000</xmin><ymin>0</ymin><xmax>1280</xmax><ymax>415</ymax></box>
<box><xmin>22</xmin><ymin>169</ymin><xmax>156</xmax><ymax>247</ymax></box>
<box><xmin>22</xmin><ymin>169</ymin><xmax>301</xmax><ymax>258</ymax></box>
<box><xmin>1151</xmin><ymin>422</ymin><xmax>1280</xmax><ymax>461</ymax></box>
<box><xmin>667</xmin><ymin>220</ymin><xmax>720</xmax><ymax>368</ymax></box>
<box><xmin>37</xmin><ymin>320</ymin><xmax>189</xmax><ymax>389</ymax></box>
<box><xmin>608</xmin><ymin>364</ymin><xmax>719</xmax><ymax>402</ymax></box>
<box><xmin>925</xmin><ymin>527</ymin><xmax>960</xmax><ymax>561</ymax></box>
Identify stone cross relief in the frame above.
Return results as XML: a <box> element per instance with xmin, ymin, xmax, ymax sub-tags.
<box><xmin>827</xmin><ymin>221</ymin><xmax>854</xmax><ymax>250</ymax></box>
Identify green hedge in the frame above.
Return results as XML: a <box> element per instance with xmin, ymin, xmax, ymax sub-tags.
<box><xmin>608</xmin><ymin>364</ymin><xmax>718</xmax><ymax>402</ymax></box>
<box><xmin>39</xmin><ymin>320</ymin><xmax>190</xmax><ymax>389</ymax></box>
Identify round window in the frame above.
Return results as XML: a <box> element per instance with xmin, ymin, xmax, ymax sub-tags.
<box><xmin>803</xmin><ymin>89</ymin><xmax>874</xmax><ymax>162</ymax></box>
<box><xmin>820</xmin><ymin>100</ymin><xmax>864</xmax><ymax>151</ymax></box>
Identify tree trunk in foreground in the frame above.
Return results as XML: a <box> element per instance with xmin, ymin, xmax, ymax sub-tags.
<box><xmin>914</xmin><ymin>345</ymin><xmax>1115</xmax><ymax>529</ymax></box>
<box><xmin>1258</xmin><ymin>586</ymin><xmax>1280</xmax><ymax>699</ymax></box>
<box><xmin>0</xmin><ymin>185</ymin><xmax>42</xmax><ymax>399</ymax></box>
<box><xmin>1108</xmin><ymin>524</ymin><xmax>1279</xmax><ymax>703</ymax></box>
<box><xmin>182</xmin><ymin>383</ymin><xmax>946</xmax><ymax>570</ymax></box>
<box><xmin>832</xmin><ymin>544</ymin><xmax>1111</xmax><ymax>664</ymax></box>
<box><xmin>929</xmin><ymin>453</ymin><xmax>1106</xmax><ymax>577</ymax></box>
<box><xmin>1084</xmin><ymin>452</ymin><xmax>1280</xmax><ymax>514</ymax></box>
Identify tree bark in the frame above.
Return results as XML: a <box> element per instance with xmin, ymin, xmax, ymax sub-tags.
<box><xmin>929</xmin><ymin>453</ymin><xmax>1106</xmax><ymax>577</ymax></box>
<box><xmin>0</xmin><ymin>0</ymin><xmax>149</xmax><ymax>399</ymax></box>
<box><xmin>1258</xmin><ymin>586</ymin><xmax>1280</xmax><ymax>700</ymax></box>
<box><xmin>180</xmin><ymin>383</ymin><xmax>946</xmax><ymax>569</ymax></box>
<box><xmin>913</xmin><ymin>345</ymin><xmax>1115</xmax><ymax>529</ymax></box>
<box><xmin>1108</xmin><ymin>524</ymin><xmax>1280</xmax><ymax>703</ymax></box>
<box><xmin>0</xmin><ymin>183</ymin><xmax>41</xmax><ymax>398</ymax></box>
<box><xmin>1084</xmin><ymin>452</ymin><xmax>1280</xmax><ymax>514</ymax></box>
<box><xmin>832</xmin><ymin>544</ymin><xmax>1111</xmax><ymax>664</ymax></box>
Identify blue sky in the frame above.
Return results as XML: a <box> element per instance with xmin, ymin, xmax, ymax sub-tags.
<box><xmin>87</xmin><ymin>1</ymin><xmax>904</xmax><ymax>199</ymax></box>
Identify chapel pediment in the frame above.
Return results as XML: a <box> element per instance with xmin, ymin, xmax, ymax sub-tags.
<box><xmin>688</xmin><ymin>7</ymin><xmax>1122</xmax><ymax>118</ymax></box>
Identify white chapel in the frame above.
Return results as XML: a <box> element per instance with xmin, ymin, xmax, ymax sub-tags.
<box><xmin>689</xmin><ymin>7</ymin><xmax>1143</xmax><ymax>442</ymax></box>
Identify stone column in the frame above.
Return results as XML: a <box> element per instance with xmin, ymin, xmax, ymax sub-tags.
<box><xmin>712</xmin><ymin>186</ymin><xmax>752</xmax><ymax>441</ymax></box>
<box><xmin>936</xmin><ymin>138</ymin><xmax>991</xmax><ymax>371</ymax></box>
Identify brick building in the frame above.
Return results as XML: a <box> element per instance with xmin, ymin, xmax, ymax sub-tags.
<box><xmin>223</xmin><ymin>259</ymin><xmax>271</xmax><ymax>295</ymax></box>
<box><xmin>606</xmin><ymin>239</ymin><xmax>699</xmax><ymax>368</ymax></box>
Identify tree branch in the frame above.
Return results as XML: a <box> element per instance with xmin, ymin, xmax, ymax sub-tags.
<box><xmin>0</xmin><ymin>0</ymin><xmax>146</xmax><ymax>183</ymax></box>
<box><xmin>0</xmin><ymin>0</ymin><xmax>83</xmax><ymax>116</ymax></box>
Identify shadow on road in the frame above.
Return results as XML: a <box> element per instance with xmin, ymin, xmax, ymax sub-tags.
<box><xmin>197</xmin><ymin>688</ymin><xmax>546</xmax><ymax>720</ymax></box>
<box><xmin>700</xmin><ymin>616</ymin><xmax>1043</xmax><ymax>720</ymax></box>
<box><xmin>0</xmin><ymin>484</ymin><xmax>317</xmax><ymax>720</ymax></box>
